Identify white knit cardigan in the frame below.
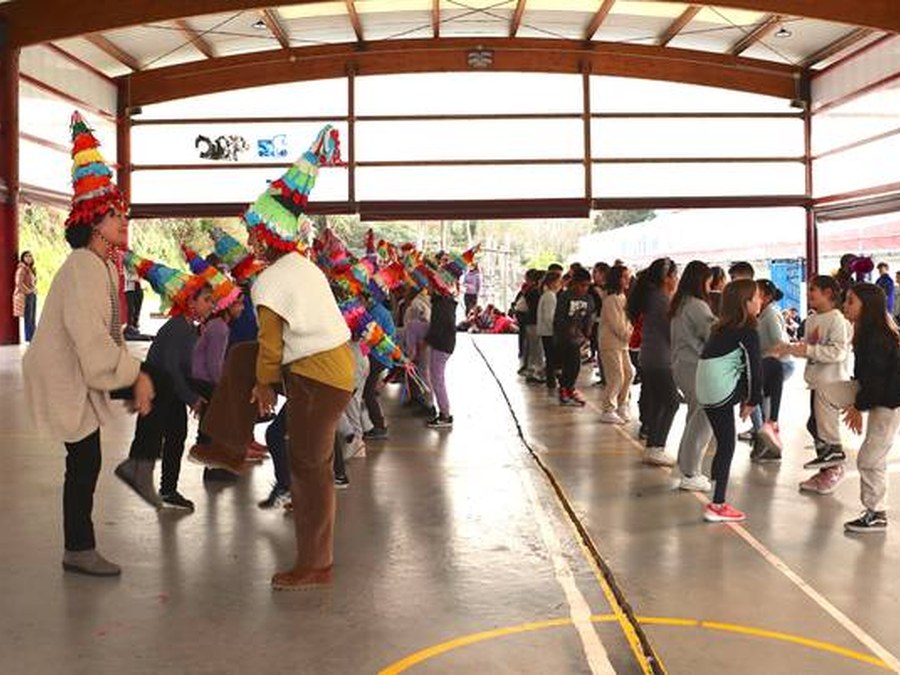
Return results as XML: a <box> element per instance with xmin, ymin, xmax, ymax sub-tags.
<box><xmin>251</xmin><ymin>251</ymin><xmax>350</xmax><ymax>364</ymax></box>
<box><xmin>22</xmin><ymin>249</ymin><xmax>141</xmax><ymax>443</ymax></box>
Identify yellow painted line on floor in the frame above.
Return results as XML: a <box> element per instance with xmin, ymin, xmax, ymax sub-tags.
<box><xmin>518</xmin><ymin>462</ymin><xmax>617</xmax><ymax>674</ymax></box>
<box><xmin>607</xmin><ymin>421</ymin><xmax>900</xmax><ymax>673</ymax></box>
<box><xmin>378</xmin><ymin>614</ymin><xmax>891</xmax><ymax>674</ymax></box>
<box><xmin>529</xmin><ymin>438</ymin><xmax>660</xmax><ymax>675</ymax></box>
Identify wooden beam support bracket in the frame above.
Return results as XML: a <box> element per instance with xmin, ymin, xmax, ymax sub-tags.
<box><xmin>260</xmin><ymin>9</ymin><xmax>290</xmax><ymax>50</ymax></box>
<box><xmin>658</xmin><ymin>5</ymin><xmax>701</xmax><ymax>47</ymax></box>
<box><xmin>174</xmin><ymin>18</ymin><xmax>216</xmax><ymax>59</ymax></box>
<box><xmin>345</xmin><ymin>0</ymin><xmax>364</xmax><ymax>43</ymax></box>
<box><xmin>729</xmin><ymin>13</ymin><xmax>783</xmax><ymax>56</ymax></box>
<box><xmin>510</xmin><ymin>0</ymin><xmax>527</xmax><ymax>38</ymax></box>
<box><xmin>84</xmin><ymin>33</ymin><xmax>140</xmax><ymax>71</ymax></box>
<box><xmin>584</xmin><ymin>0</ymin><xmax>616</xmax><ymax>41</ymax></box>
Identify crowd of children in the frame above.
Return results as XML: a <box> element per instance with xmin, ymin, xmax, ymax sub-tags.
<box><xmin>510</xmin><ymin>254</ymin><xmax>900</xmax><ymax>531</ymax></box>
<box><xmin>23</xmin><ymin>110</ymin><xmax>900</xmax><ymax>589</ymax></box>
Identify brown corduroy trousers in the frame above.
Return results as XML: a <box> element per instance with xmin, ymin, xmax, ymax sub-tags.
<box><xmin>200</xmin><ymin>341</ymin><xmax>352</xmax><ymax>571</ymax></box>
<box><xmin>284</xmin><ymin>373</ymin><xmax>351</xmax><ymax>570</ymax></box>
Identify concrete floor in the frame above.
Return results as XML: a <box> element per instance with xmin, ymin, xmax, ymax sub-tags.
<box><xmin>2</xmin><ymin>335</ymin><xmax>899</xmax><ymax>674</ymax></box>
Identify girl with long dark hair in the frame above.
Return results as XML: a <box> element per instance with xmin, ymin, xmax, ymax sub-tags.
<box><xmin>671</xmin><ymin>260</ymin><xmax>716</xmax><ymax>491</ymax></box>
<box><xmin>626</xmin><ymin>257</ymin><xmax>679</xmax><ymax>466</ymax></box>
<box><xmin>696</xmin><ymin>279</ymin><xmax>763</xmax><ymax>522</ymax></box>
<box><xmin>815</xmin><ymin>283</ymin><xmax>900</xmax><ymax>532</ymax></box>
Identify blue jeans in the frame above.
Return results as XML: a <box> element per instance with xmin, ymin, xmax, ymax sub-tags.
<box><xmin>750</xmin><ymin>359</ymin><xmax>795</xmax><ymax>430</ymax></box>
<box><xmin>23</xmin><ymin>293</ymin><xmax>36</xmax><ymax>342</ymax></box>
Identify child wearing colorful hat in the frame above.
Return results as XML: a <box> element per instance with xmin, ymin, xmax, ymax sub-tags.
<box><xmin>115</xmin><ymin>253</ymin><xmax>215</xmax><ymax>511</ymax></box>
<box><xmin>22</xmin><ymin>111</ymin><xmax>155</xmax><ymax>577</ymax></box>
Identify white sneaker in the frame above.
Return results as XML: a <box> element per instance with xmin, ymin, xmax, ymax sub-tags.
<box><xmin>598</xmin><ymin>410</ymin><xmax>624</xmax><ymax>425</ymax></box>
<box><xmin>616</xmin><ymin>405</ymin><xmax>631</xmax><ymax>422</ymax></box>
<box><xmin>679</xmin><ymin>474</ymin><xmax>712</xmax><ymax>492</ymax></box>
<box><xmin>643</xmin><ymin>447</ymin><xmax>676</xmax><ymax>466</ymax></box>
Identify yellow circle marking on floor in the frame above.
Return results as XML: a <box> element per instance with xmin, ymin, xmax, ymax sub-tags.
<box><xmin>378</xmin><ymin>615</ymin><xmax>891</xmax><ymax>674</ymax></box>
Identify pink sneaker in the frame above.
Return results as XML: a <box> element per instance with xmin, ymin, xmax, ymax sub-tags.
<box><xmin>704</xmin><ymin>502</ymin><xmax>746</xmax><ymax>523</ymax></box>
<box><xmin>799</xmin><ymin>465</ymin><xmax>846</xmax><ymax>495</ymax></box>
<box><xmin>569</xmin><ymin>389</ymin><xmax>587</xmax><ymax>406</ymax></box>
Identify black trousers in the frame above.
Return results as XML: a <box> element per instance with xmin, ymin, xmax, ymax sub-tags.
<box><xmin>63</xmin><ymin>430</ymin><xmax>101</xmax><ymax>551</ymax></box>
<box><xmin>705</xmin><ymin>391</ymin><xmax>741</xmax><ymax>504</ymax></box>
<box><xmin>761</xmin><ymin>357</ymin><xmax>785</xmax><ymax>423</ymax></box>
<box><xmin>641</xmin><ymin>366</ymin><xmax>680</xmax><ymax>448</ymax></box>
<box><xmin>128</xmin><ymin>374</ymin><xmax>189</xmax><ymax>494</ymax></box>
<box><xmin>125</xmin><ymin>288</ymin><xmax>144</xmax><ymax>329</ymax></box>
<box><xmin>541</xmin><ymin>336</ymin><xmax>557</xmax><ymax>386</ymax></box>
<box><xmin>557</xmin><ymin>340</ymin><xmax>581</xmax><ymax>389</ymax></box>
<box><xmin>362</xmin><ymin>357</ymin><xmax>387</xmax><ymax>430</ymax></box>
<box><xmin>464</xmin><ymin>293</ymin><xmax>478</xmax><ymax>314</ymax></box>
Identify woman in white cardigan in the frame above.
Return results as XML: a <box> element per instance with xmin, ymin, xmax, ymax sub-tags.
<box><xmin>23</xmin><ymin>112</ymin><xmax>154</xmax><ymax>577</ymax></box>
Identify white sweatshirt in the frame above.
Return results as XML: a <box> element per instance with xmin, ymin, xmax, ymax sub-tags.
<box><xmin>536</xmin><ymin>289</ymin><xmax>557</xmax><ymax>337</ymax></box>
<box><xmin>803</xmin><ymin>308</ymin><xmax>852</xmax><ymax>389</ymax></box>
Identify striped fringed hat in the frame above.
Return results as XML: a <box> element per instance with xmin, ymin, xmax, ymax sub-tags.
<box><xmin>242</xmin><ymin>125</ymin><xmax>342</xmax><ymax>251</ymax></box>
<box><xmin>208</xmin><ymin>227</ymin><xmax>265</xmax><ymax>283</ymax></box>
<box><xmin>123</xmin><ymin>251</ymin><xmax>207</xmax><ymax>316</ymax></box>
<box><xmin>65</xmin><ymin>111</ymin><xmax>126</xmax><ymax>229</ymax></box>
<box><xmin>181</xmin><ymin>244</ymin><xmax>242</xmax><ymax>313</ymax></box>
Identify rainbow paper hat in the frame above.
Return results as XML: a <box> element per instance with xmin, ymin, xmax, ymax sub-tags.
<box><xmin>443</xmin><ymin>244</ymin><xmax>480</xmax><ymax>279</ymax></box>
<box><xmin>181</xmin><ymin>244</ymin><xmax>241</xmax><ymax>313</ymax></box>
<box><xmin>209</xmin><ymin>227</ymin><xmax>265</xmax><ymax>283</ymax></box>
<box><xmin>124</xmin><ymin>251</ymin><xmax>208</xmax><ymax>316</ymax></box>
<box><xmin>65</xmin><ymin>111</ymin><xmax>126</xmax><ymax>229</ymax></box>
<box><xmin>242</xmin><ymin>125</ymin><xmax>342</xmax><ymax>250</ymax></box>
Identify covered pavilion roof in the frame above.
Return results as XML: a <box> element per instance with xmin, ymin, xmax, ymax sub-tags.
<box><xmin>1</xmin><ymin>1</ymin><xmax>896</xmax><ymax>104</ymax></box>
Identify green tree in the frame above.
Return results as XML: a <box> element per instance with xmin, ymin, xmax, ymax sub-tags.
<box><xmin>591</xmin><ymin>209</ymin><xmax>655</xmax><ymax>233</ymax></box>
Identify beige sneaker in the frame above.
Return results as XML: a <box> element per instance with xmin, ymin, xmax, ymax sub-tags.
<box><xmin>643</xmin><ymin>447</ymin><xmax>676</xmax><ymax>466</ymax></box>
<box><xmin>62</xmin><ymin>549</ymin><xmax>121</xmax><ymax>577</ymax></box>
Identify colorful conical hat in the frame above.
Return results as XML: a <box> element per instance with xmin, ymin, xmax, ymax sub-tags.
<box><xmin>443</xmin><ymin>244</ymin><xmax>480</xmax><ymax>279</ymax></box>
<box><xmin>123</xmin><ymin>251</ymin><xmax>207</xmax><ymax>316</ymax></box>
<box><xmin>242</xmin><ymin>125</ymin><xmax>342</xmax><ymax>250</ymax></box>
<box><xmin>65</xmin><ymin>111</ymin><xmax>126</xmax><ymax>229</ymax></box>
<box><xmin>181</xmin><ymin>244</ymin><xmax>241</xmax><ymax>313</ymax></box>
<box><xmin>209</xmin><ymin>227</ymin><xmax>265</xmax><ymax>283</ymax></box>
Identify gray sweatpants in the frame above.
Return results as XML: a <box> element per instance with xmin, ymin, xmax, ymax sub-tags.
<box><xmin>816</xmin><ymin>381</ymin><xmax>900</xmax><ymax>511</ymax></box>
<box><xmin>674</xmin><ymin>362</ymin><xmax>713</xmax><ymax>478</ymax></box>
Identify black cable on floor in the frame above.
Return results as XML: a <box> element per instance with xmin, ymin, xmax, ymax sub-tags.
<box><xmin>472</xmin><ymin>338</ymin><xmax>666</xmax><ymax>675</ymax></box>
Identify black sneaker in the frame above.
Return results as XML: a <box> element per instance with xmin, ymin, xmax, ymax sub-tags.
<box><xmin>257</xmin><ymin>485</ymin><xmax>291</xmax><ymax>509</ymax></box>
<box><xmin>203</xmin><ymin>467</ymin><xmax>238</xmax><ymax>483</ymax></box>
<box><xmin>844</xmin><ymin>510</ymin><xmax>887</xmax><ymax>533</ymax></box>
<box><xmin>738</xmin><ymin>429</ymin><xmax>756</xmax><ymax>443</ymax></box>
<box><xmin>753</xmin><ymin>444</ymin><xmax>782</xmax><ymax>464</ymax></box>
<box><xmin>803</xmin><ymin>446</ymin><xmax>846</xmax><ymax>470</ymax></box>
<box><xmin>426</xmin><ymin>414</ymin><xmax>454</xmax><ymax>429</ymax></box>
<box><xmin>334</xmin><ymin>475</ymin><xmax>350</xmax><ymax>489</ymax></box>
<box><xmin>749</xmin><ymin>437</ymin><xmax>765</xmax><ymax>461</ymax></box>
<box><xmin>160</xmin><ymin>491</ymin><xmax>195</xmax><ymax>511</ymax></box>
<box><xmin>363</xmin><ymin>427</ymin><xmax>388</xmax><ymax>441</ymax></box>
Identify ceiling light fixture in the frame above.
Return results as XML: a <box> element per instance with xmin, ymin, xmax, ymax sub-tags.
<box><xmin>252</xmin><ymin>19</ymin><xmax>267</xmax><ymax>30</ymax></box>
<box><xmin>774</xmin><ymin>26</ymin><xmax>792</xmax><ymax>38</ymax></box>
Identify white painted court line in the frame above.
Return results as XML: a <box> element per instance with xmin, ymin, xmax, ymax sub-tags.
<box><xmin>598</xmin><ymin>409</ymin><xmax>900</xmax><ymax>673</ymax></box>
<box><xmin>517</xmin><ymin>456</ymin><xmax>617</xmax><ymax>675</ymax></box>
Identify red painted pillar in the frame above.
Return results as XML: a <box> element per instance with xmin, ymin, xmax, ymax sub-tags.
<box><xmin>116</xmin><ymin>82</ymin><xmax>131</xmax><ymax>326</ymax></box>
<box><xmin>802</xmin><ymin>84</ymin><xmax>817</xmax><ymax>279</ymax></box>
<box><xmin>0</xmin><ymin>39</ymin><xmax>20</xmax><ymax>345</ymax></box>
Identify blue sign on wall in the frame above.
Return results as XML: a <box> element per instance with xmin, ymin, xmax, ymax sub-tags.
<box><xmin>770</xmin><ymin>258</ymin><xmax>805</xmax><ymax>312</ymax></box>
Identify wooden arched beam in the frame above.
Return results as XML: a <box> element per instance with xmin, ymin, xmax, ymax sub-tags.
<box><xmin>1</xmin><ymin>0</ymin><xmax>897</xmax><ymax>48</ymax></box>
<box><xmin>121</xmin><ymin>37</ymin><xmax>801</xmax><ymax>106</ymax></box>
